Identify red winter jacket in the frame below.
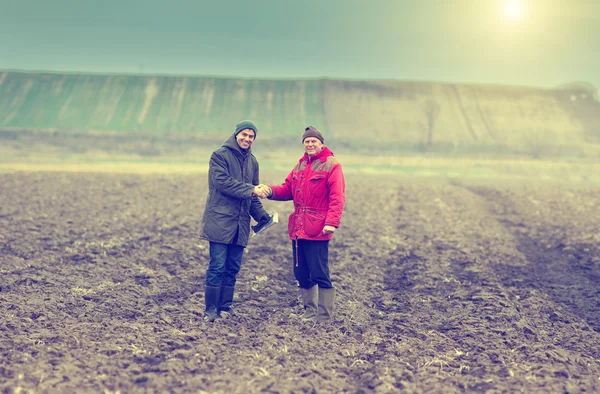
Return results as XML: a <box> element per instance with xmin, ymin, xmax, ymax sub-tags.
<box><xmin>269</xmin><ymin>146</ymin><xmax>345</xmax><ymax>241</ymax></box>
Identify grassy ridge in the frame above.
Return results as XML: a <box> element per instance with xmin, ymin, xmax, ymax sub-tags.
<box><xmin>1</xmin><ymin>70</ymin><xmax>600</xmax><ymax>156</ymax></box>
<box><xmin>0</xmin><ymin>71</ymin><xmax>326</xmax><ymax>135</ymax></box>
<box><xmin>323</xmin><ymin>80</ymin><xmax>600</xmax><ymax>152</ymax></box>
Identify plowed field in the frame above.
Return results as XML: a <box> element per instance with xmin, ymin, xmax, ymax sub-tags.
<box><xmin>1</xmin><ymin>171</ymin><xmax>599</xmax><ymax>393</ymax></box>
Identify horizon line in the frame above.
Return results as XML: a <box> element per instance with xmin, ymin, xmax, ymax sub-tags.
<box><xmin>0</xmin><ymin>68</ymin><xmax>597</xmax><ymax>92</ymax></box>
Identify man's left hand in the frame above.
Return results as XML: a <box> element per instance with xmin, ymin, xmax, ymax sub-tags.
<box><xmin>323</xmin><ymin>225</ymin><xmax>336</xmax><ymax>235</ymax></box>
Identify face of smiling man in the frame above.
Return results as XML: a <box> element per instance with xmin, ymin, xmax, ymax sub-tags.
<box><xmin>236</xmin><ymin>129</ymin><xmax>255</xmax><ymax>150</ymax></box>
<box><xmin>303</xmin><ymin>137</ymin><xmax>323</xmax><ymax>157</ymax></box>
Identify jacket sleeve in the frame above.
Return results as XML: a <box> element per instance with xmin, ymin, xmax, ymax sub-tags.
<box><xmin>269</xmin><ymin>169</ymin><xmax>294</xmax><ymax>201</ymax></box>
<box><xmin>209</xmin><ymin>151</ymin><xmax>254</xmax><ymax>199</ymax></box>
<box><xmin>325</xmin><ymin>164</ymin><xmax>345</xmax><ymax>228</ymax></box>
<box><xmin>250</xmin><ymin>159</ymin><xmax>269</xmax><ymax>222</ymax></box>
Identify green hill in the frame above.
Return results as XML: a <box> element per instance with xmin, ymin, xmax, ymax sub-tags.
<box><xmin>1</xmin><ymin>70</ymin><xmax>599</xmax><ymax>156</ymax></box>
<box><xmin>0</xmin><ymin>71</ymin><xmax>325</xmax><ymax>135</ymax></box>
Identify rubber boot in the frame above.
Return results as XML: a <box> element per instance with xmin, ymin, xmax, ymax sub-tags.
<box><xmin>204</xmin><ymin>286</ymin><xmax>220</xmax><ymax>322</ymax></box>
<box><xmin>300</xmin><ymin>285</ymin><xmax>318</xmax><ymax>321</ymax></box>
<box><xmin>314</xmin><ymin>287</ymin><xmax>335</xmax><ymax>322</ymax></box>
<box><xmin>218</xmin><ymin>286</ymin><xmax>236</xmax><ymax>316</ymax></box>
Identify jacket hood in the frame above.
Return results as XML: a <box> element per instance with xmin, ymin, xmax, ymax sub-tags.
<box><xmin>223</xmin><ymin>135</ymin><xmax>251</xmax><ymax>155</ymax></box>
<box><xmin>299</xmin><ymin>146</ymin><xmax>333</xmax><ymax>163</ymax></box>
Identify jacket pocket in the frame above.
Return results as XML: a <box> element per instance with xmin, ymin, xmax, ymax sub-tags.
<box><xmin>211</xmin><ymin>204</ymin><xmax>236</xmax><ymax>217</ymax></box>
<box><xmin>308</xmin><ymin>173</ymin><xmax>327</xmax><ymax>198</ymax></box>
<box><xmin>288</xmin><ymin>212</ymin><xmax>296</xmax><ymax>238</ymax></box>
<box><xmin>303</xmin><ymin>210</ymin><xmax>326</xmax><ymax>237</ymax></box>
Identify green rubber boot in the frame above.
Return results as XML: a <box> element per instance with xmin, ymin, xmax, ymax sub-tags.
<box><xmin>314</xmin><ymin>287</ymin><xmax>335</xmax><ymax>322</ymax></box>
<box><xmin>300</xmin><ymin>285</ymin><xmax>318</xmax><ymax>321</ymax></box>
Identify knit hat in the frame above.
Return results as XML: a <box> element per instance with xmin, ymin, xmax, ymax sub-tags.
<box><xmin>302</xmin><ymin>126</ymin><xmax>324</xmax><ymax>143</ymax></box>
<box><xmin>234</xmin><ymin>120</ymin><xmax>258</xmax><ymax>138</ymax></box>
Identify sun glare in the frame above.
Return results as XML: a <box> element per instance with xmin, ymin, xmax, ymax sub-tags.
<box><xmin>502</xmin><ymin>0</ymin><xmax>525</xmax><ymax>23</ymax></box>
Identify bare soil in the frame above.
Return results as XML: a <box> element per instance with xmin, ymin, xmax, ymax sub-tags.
<box><xmin>1</xmin><ymin>171</ymin><xmax>599</xmax><ymax>393</ymax></box>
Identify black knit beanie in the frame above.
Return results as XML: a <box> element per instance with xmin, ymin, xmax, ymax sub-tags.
<box><xmin>302</xmin><ymin>126</ymin><xmax>324</xmax><ymax>143</ymax></box>
<box><xmin>234</xmin><ymin>120</ymin><xmax>258</xmax><ymax>138</ymax></box>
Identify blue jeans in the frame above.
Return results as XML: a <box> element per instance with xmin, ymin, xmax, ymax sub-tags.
<box><xmin>206</xmin><ymin>242</ymin><xmax>245</xmax><ymax>287</ymax></box>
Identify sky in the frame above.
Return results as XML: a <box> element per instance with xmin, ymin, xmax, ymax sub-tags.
<box><xmin>1</xmin><ymin>0</ymin><xmax>600</xmax><ymax>89</ymax></box>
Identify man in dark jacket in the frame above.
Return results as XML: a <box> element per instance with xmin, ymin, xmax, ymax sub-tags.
<box><xmin>200</xmin><ymin>120</ymin><xmax>270</xmax><ymax>321</ymax></box>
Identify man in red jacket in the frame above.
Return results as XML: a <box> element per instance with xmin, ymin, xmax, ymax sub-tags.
<box><xmin>262</xmin><ymin>126</ymin><xmax>345</xmax><ymax>322</ymax></box>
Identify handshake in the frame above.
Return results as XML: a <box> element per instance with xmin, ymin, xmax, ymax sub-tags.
<box><xmin>252</xmin><ymin>184</ymin><xmax>272</xmax><ymax>199</ymax></box>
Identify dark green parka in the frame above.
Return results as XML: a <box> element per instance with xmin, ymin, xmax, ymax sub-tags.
<box><xmin>200</xmin><ymin>135</ymin><xmax>268</xmax><ymax>247</ymax></box>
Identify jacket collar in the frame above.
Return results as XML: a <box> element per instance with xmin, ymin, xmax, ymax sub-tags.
<box><xmin>299</xmin><ymin>146</ymin><xmax>333</xmax><ymax>163</ymax></box>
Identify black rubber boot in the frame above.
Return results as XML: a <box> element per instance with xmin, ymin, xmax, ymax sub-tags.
<box><xmin>218</xmin><ymin>286</ymin><xmax>236</xmax><ymax>316</ymax></box>
<box><xmin>204</xmin><ymin>286</ymin><xmax>220</xmax><ymax>322</ymax></box>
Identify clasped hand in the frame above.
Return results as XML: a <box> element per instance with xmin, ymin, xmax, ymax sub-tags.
<box><xmin>253</xmin><ymin>184</ymin><xmax>271</xmax><ymax>199</ymax></box>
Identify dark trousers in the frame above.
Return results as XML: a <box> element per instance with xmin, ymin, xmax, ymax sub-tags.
<box><xmin>206</xmin><ymin>242</ymin><xmax>244</xmax><ymax>287</ymax></box>
<box><xmin>292</xmin><ymin>239</ymin><xmax>332</xmax><ymax>289</ymax></box>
